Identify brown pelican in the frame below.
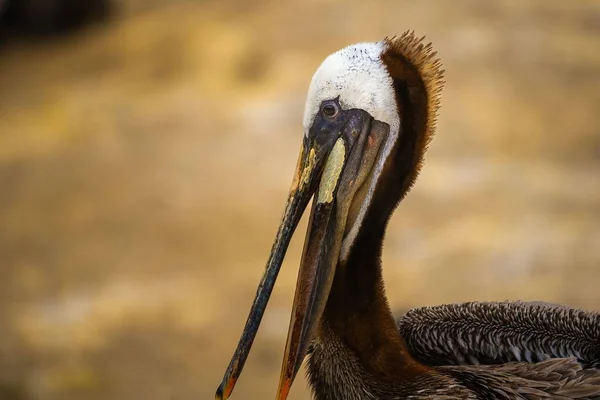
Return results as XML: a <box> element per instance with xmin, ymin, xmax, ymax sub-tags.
<box><xmin>216</xmin><ymin>32</ymin><xmax>600</xmax><ymax>399</ymax></box>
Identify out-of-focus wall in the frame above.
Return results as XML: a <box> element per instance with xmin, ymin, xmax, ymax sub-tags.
<box><xmin>0</xmin><ymin>1</ymin><xmax>598</xmax><ymax>399</ymax></box>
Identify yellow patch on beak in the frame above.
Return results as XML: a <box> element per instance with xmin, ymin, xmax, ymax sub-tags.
<box><xmin>299</xmin><ymin>148</ymin><xmax>316</xmax><ymax>189</ymax></box>
<box><xmin>317</xmin><ymin>138</ymin><xmax>345</xmax><ymax>204</ymax></box>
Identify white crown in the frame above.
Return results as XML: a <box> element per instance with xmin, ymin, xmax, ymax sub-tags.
<box><xmin>302</xmin><ymin>41</ymin><xmax>400</xmax><ymax>139</ymax></box>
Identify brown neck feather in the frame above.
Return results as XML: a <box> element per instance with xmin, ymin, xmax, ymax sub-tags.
<box><xmin>318</xmin><ymin>31</ymin><xmax>444</xmax><ymax>381</ymax></box>
<box><xmin>322</xmin><ymin>217</ymin><xmax>424</xmax><ymax>381</ymax></box>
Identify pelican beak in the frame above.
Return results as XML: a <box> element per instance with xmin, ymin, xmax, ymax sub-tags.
<box><xmin>275</xmin><ymin>112</ymin><xmax>388</xmax><ymax>400</ymax></box>
<box><xmin>216</xmin><ymin>106</ymin><xmax>388</xmax><ymax>400</ymax></box>
<box><xmin>215</xmin><ymin>121</ymin><xmax>341</xmax><ymax>400</ymax></box>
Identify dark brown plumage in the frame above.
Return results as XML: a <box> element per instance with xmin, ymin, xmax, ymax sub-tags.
<box><xmin>399</xmin><ymin>301</ymin><xmax>600</xmax><ymax>368</ymax></box>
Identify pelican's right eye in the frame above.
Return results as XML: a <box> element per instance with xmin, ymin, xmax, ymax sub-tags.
<box><xmin>321</xmin><ymin>102</ymin><xmax>339</xmax><ymax>118</ymax></box>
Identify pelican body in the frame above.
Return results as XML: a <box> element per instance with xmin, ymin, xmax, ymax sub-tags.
<box><xmin>216</xmin><ymin>32</ymin><xmax>600</xmax><ymax>399</ymax></box>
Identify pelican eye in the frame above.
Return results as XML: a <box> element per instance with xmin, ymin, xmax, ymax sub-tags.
<box><xmin>321</xmin><ymin>102</ymin><xmax>339</xmax><ymax>118</ymax></box>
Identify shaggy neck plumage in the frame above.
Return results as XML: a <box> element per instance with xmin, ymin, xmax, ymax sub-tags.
<box><xmin>317</xmin><ymin>75</ymin><xmax>431</xmax><ymax>381</ymax></box>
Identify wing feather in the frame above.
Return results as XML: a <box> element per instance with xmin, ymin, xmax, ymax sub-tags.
<box><xmin>397</xmin><ymin>301</ymin><xmax>600</xmax><ymax>368</ymax></box>
<box><xmin>440</xmin><ymin>358</ymin><xmax>600</xmax><ymax>399</ymax></box>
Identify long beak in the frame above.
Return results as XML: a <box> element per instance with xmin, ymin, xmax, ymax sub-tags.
<box><xmin>215</xmin><ymin>133</ymin><xmax>339</xmax><ymax>400</ymax></box>
<box><xmin>216</xmin><ymin>106</ymin><xmax>388</xmax><ymax>400</ymax></box>
<box><xmin>276</xmin><ymin>117</ymin><xmax>388</xmax><ymax>400</ymax></box>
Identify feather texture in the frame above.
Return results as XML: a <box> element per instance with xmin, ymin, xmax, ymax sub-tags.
<box><xmin>398</xmin><ymin>301</ymin><xmax>600</xmax><ymax>368</ymax></box>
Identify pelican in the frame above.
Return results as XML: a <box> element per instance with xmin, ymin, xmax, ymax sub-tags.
<box><xmin>216</xmin><ymin>32</ymin><xmax>600</xmax><ymax>399</ymax></box>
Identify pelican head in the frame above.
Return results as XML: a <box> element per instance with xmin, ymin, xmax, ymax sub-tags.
<box><xmin>216</xmin><ymin>32</ymin><xmax>444</xmax><ymax>400</ymax></box>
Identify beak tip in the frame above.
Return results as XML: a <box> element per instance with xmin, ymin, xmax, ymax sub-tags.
<box><xmin>215</xmin><ymin>378</ymin><xmax>234</xmax><ymax>400</ymax></box>
<box><xmin>276</xmin><ymin>378</ymin><xmax>292</xmax><ymax>400</ymax></box>
<box><xmin>215</xmin><ymin>386</ymin><xmax>225</xmax><ymax>400</ymax></box>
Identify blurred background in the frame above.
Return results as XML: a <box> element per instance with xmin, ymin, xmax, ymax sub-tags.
<box><xmin>0</xmin><ymin>0</ymin><xmax>599</xmax><ymax>399</ymax></box>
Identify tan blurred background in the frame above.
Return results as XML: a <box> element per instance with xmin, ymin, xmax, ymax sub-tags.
<box><xmin>0</xmin><ymin>0</ymin><xmax>599</xmax><ymax>399</ymax></box>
